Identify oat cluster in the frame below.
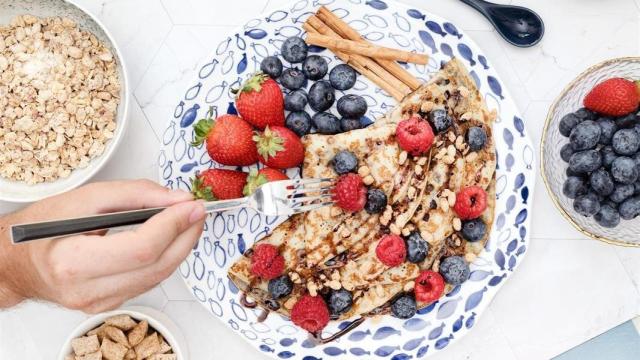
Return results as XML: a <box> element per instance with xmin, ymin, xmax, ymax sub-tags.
<box><xmin>0</xmin><ymin>15</ymin><xmax>120</xmax><ymax>184</ymax></box>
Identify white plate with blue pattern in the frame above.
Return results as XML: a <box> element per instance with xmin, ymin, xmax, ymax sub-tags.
<box><xmin>158</xmin><ymin>0</ymin><xmax>535</xmax><ymax>358</ymax></box>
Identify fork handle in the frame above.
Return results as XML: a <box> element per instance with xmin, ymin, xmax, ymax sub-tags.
<box><xmin>11</xmin><ymin>197</ymin><xmax>250</xmax><ymax>244</ymax></box>
<box><xmin>10</xmin><ymin>207</ymin><xmax>166</xmax><ymax>243</ymax></box>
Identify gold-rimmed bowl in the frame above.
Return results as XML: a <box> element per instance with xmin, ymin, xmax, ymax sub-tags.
<box><xmin>541</xmin><ymin>57</ymin><xmax>640</xmax><ymax>247</ymax></box>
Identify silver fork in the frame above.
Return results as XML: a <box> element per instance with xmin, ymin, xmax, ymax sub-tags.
<box><xmin>10</xmin><ymin>178</ymin><xmax>334</xmax><ymax>244</ymax></box>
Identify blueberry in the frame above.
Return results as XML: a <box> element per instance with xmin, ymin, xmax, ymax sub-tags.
<box><xmin>566</xmin><ymin>167</ymin><xmax>583</xmax><ymax>177</ymax></box>
<box><xmin>466</xmin><ymin>126</ymin><xmax>487</xmax><ymax>151</ymax></box>
<box><xmin>280</xmin><ymin>36</ymin><xmax>308</xmax><ymax>63</ymax></box>
<box><xmin>439</xmin><ymin>256</ymin><xmax>469</xmax><ymax>285</ymax></box>
<box><xmin>563</xmin><ymin>176</ymin><xmax>588</xmax><ymax>199</ymax></box>
<box><xmin>633</xmin><ymin>152</ymin><xmax>640</xmax><ymax>168</ymax></box>
<box><xmin>598</xmin><ymin>117</ymin><xmax>617</xmax><ymax>145</ymax></box>
<box><xmin>568</xmin><ymin>150</ymin><xmax>602</xmax><ymax>174</ymax></box>
<box><xmin>327</xmin><ymin>288</ymin><xmax>353</xmax><ymax>316</ymax></box>
<box><xmin>285</xmin><ymin>111</ymin><xmax>312</xmax><ymax>137</ymax></box>
<box><xmin>560</xmin><ymin>143</ymin><xmax>575</xmax><ymax>162</ymax></box>
<box><xmin>575</xmin><ymin>108</ymin><xmax>597</xmax><ymax>120</ymax></box>
<box><xmin>610</xmin><ymin>183</ymin><xmax>635</xmax><ymax>203</ymax></box>
<box><xmin>559</xmin><ymin>113</ymin><xmax>582</xmax><ymax>137</ymax></box>
<box><xmin>391</xmin><ymin>294</ymin><xmax>416</xmax><ymax>319</ymax></box>
<box><xmin>284</xmin><ymin>89</ymin><xmax>308</xmax><ymax>111</ymax></box>
<box><xmin>332</xmin><ymin>150</ymin><xmax>358</xmax><ymax>175</ymax></box>
<box><xmin>428</xmin><ymin>109</ymin><xmax>452</xmax><ymax>133</ymax></box>
<box><xmin>405</xmin><ymin>231</ymin><xmax>428</xmax><ymax>263</ymax></box>
<box><xmin>308</xmin><ymin>81</ymin><xmax>335</xmax><ymax>112</ymax></box>
<box><xmin>594</xmin><ymin>204</ymin><xmax>620</xmax><ymax>228</ymax></box>
<box><xmin>619</xmin><ymin>196</ymin><xmax>640</xmax><ymax>220</ymax></box>
<box><xmin>600</xmin><ymin>146</ymin><xmax>617</xmax><ymax>169</ymax></box>
<box><xmin>340</xmin><ymin>117</ymin><xmax>363</xmax><ymax>132</ymax></box>
<box><xmin>633</xmin><ymin>123</ymin><xmax>640</xmax><ymax>136</ymax></box>
<box><xmin>569</xmin><ymin>120</ymin><xmax>601</xmax><ymax>150</ymax></box>
<box><xmin>612</xmin><ymin>128</ymin><xmax>640</xmax><ymax>155</ymax></box>
<box><xmin>611</xmin><ymin>157</ymin><xmax>639</xmax><ymax>184</ymax></box>
<box><xmin>573</xmin><ymin>192</ymin><xmax>601</xmax><ymax>217</ymax></box>
<box><xmin>312</xmin><ymin>112</ymin><xmax>341</xmax><ymax>134</ymax></box>
<box><xmin>268</xmin><ymin>275</ymin><xmax>293</xmax><ymax>300</ymax></box>
<box><xmin>461</xmin><ymin>218</ymin><xmax>487</xmax><ymax>242</ymax></box>
<box><xmin>603</xmin><ymin>199</ymin><xmax>619</xmax><ymax>210</ymax></box>
<box><xmin>302</xmin><ymin>55</ymin><xmax>328</xmax><ymax>80</ymax></box>
<box><xmin>589</xmin><ymin>168</ymin><xmax>614</xmax><ymax>196</ymax></box>
<box><xmin>280</xmin><ymin>68</ymin><xmax>306</xmax><ymax>90</ymax></box>
<box><xmin>635</xmin><ymin>181</ymin><xmax>640</xmax><ymax>195</ymax></box>
<box><xmin>329</xmin><ymin>64</ymin><xmax>357</xmax><ymax>90</ymax></box>
<box><xmin>365</xmin><ymin>188</ymin><xmax>387</xmax><ymax>214</ymax></box>
<box><xmin>616</xmin><ymin>113</ymin><xmax>638</xmax><ymax>129</ymax></box>
<box><xmin>337</xmin><ymin>94</ymin><xmax>367</xmax><ymax>118</ymax></box>
<box><xmin>260</xmin><ymin>56</ymin><xmax>283</xmax><ymax>78</ymax></box>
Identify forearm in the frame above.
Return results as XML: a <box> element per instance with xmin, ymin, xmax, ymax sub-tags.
<box><xmin>0</xmin><ymin>212</ymin><xmax>31</xmax><ymax>308</ymax></box>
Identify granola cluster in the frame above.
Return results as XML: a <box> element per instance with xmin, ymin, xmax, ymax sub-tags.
<box><xmin>0</xmin><ymin>15</ymin><xmax>120</xmax><ymax>184</ymax></box>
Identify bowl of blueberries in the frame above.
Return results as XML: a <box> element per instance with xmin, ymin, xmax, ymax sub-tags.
<box><xmin>541</xmin><ymin>57</ymin><xmax>640</xmax><ymax>246</ymax></box>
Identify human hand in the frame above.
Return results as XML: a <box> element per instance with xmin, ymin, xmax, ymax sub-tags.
<box><xmin>0</xmin><ymin>180</ymin><xmax>205</xmax><ymax>312</ymax></box>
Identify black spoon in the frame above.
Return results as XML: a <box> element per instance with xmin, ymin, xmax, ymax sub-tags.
<box><xmin>460</xmin><ymin>0</ymin><xmax>544</xmax><ymax>47</ymax></box>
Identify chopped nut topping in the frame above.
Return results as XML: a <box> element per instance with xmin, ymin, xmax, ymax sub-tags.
<box><xmin>389</xmin><ymin>223</ymin><xmax>401</xmax><ymax>235</ymax></box>
<box><xmin>398</xmin><ymin>150</ymin><xmax>408</xmax><ymax>165</ymax></box>
<box><xmin>357</xmin><ymin>165</ymin><xmax>371</xmax><ymax>177</ymax></box>
<box><xmin>363</xmin><ymin>175</ymin><xmax>375</xmax><ymax>185</ymax></box>
<box><xmin>403</xmin><ymin>281</ymin><xmax>415</xmax><ymax>292</ymax></box>
<box><xmin>466</xmin><ymin>152</ymin><xmax>478</xmax><ymax>162</ymax></box>
<box><xmin>453</xmin><ymin>217</ymin><xmax>462</xmax><ymax>231</ymax></box>
<box><xmin>417</xmin><ymin>157</ymin><xmax>427</xmax><ymax>166</ymax></box>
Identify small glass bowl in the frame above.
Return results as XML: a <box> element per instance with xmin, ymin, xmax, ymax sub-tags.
<box><xmin>541</xmin><ymin>56</ymin><xmax>640</xmax><ymax>246</ymax></box>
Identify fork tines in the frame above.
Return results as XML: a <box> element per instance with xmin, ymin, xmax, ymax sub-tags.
<box><xmin>285</xmin><ymin>178</ymin><xmax>335</xmax><ymax>214</ymax></box>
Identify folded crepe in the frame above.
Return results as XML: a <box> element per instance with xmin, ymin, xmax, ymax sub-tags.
<box><xmin>228</xmin><ymin>58</ymin><xmax>497</xmax><ymax>321</ymax></box>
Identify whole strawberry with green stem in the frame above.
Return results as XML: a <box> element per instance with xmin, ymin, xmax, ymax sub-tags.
<box><xmin>191</xmin><ymin>168</ymin><xmax>248</xmax><ymax>200</ymax></box>
<box><xmin>191</xmin><ymin>108</ymin><xmax>259</xmax><ymax>166</ymax></box>
<box><xmin>235</xmin><ymin>72</ymin><xmax>285</xmax><ymax>129</ymax></box>
<box><xmin>584</xmin><ymin>78</ymin><xmax>640</xmax><ymax>117</ymax></box>
<box><xmin>243</xmin><ymin>168</ymin><xmax>289</xmax><ymax>195</ymax></box>
<box><xmin>254</xmin><ymin>126</ymin><xmax>304</xmax><ymax>169</ymax></box>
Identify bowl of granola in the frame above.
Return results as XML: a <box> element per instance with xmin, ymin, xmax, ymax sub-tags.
<box><xmin>0</xmin><ymin>0</ymin><xmax>129</xmax><ymax>203</ymax></box>
<box><xmin>58</xmin><ymin>306</ymin><xmax>186</xmax><ymax>360</ymax></box>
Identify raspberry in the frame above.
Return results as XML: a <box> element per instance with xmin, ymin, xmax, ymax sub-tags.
<box><xmin>332</xmin><ymin>173</ymin><xmax>367</xmax><ymax>212</ymax></box>
<box><xmin>453</xmin><ymin>186</ymin><xmax>488</xmax><ymax>220</ymax></box>
<box><xmin>291</xmin><ymin>294</ymin><xmax>330</xmax><ymax>333</ymax></box>
<box><xmin>375</xmin><ymin>234</ymin><xmax>406</xmax><ymax>267</ymax></box>
<box><xmin>250</xmin><ymin>244</ymin><xmax>284</xmax><ymax>280</ymax></box>
<box><xmin>414</xmin><ymin>270</ymin><xmax>445</xmax><ymax>303</ymax></box>
<box><xmin>396</xmin><ymin>116</ymin><xmax>435</xmax><ymax>156</ymax></box>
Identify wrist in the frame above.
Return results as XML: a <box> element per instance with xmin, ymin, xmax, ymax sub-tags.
<box><xmin>0</xmin><ymin>212</ymin><xmax>30</xmax><ymax>307</ymax></box>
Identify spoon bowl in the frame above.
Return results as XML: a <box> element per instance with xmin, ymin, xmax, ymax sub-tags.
<box><xmin>460</xmin><ymin>0</ymin><xmax>544</xmax><ymax>47</ymax></box>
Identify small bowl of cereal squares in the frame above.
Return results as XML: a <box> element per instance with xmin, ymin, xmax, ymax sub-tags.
<box><xmin>0</xmin><ymin>0</ymin><xmax>129</xmax><ymax>202</ymax></box>
<box><xmin>58</xmin><ymin>306</ymin><xmax>186</xmax><ymax>360</ymax></box>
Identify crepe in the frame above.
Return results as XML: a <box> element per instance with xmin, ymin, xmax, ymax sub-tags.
<box><xmin>228</xmin><ymin>58</ymin><xmax>497</xmax><ymax>323</ymax></box>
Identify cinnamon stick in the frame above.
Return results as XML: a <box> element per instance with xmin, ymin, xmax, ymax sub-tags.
<box><xmin>306</xmin><ymin>32</ymin><xmax>428</xmax><ymax>65</ymax></box>
<box><xmin>317</xmin><ymin>6</ymin><xmax>422</xmax><ymax>91</ymax></box>
<box><xmin>302</xmin><ymin>22</ymin><xmax>406</xmax><ymax>101</ymax></box>
<box><xmin>306</xmin><ymin>15</ymin><xmax>410</xmax><ymax>96</ymax></box>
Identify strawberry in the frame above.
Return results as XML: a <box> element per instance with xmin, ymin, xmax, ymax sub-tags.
<box><xmin>254</xmin><ymin>126</ymin><xmax>304</xmax><ymax>169</ymax></box>
<box><xmin>243</xmin><ymin>168</ymin><xmax>289</xmax><ymax>195</ymax></box>
<box><xmin>192</xmin><ymin>109</ymin><xmax>259</xmax><ymax>166</ymax></box>
<box><xmin>396</xmin><ymin>116</ymin><xmax>435</xmax><ymax>156</ymax></box>
<box><xmin>235</xmin><ymin>72</ymin><xmax>285</xmax><ymax>129</ymax></box>
<box><xmin>584</xmin><ymin>78</ymin><xmax>640</xmax><ymax>117</ymax></box>
<box><xmin>191</xmin><ymin>168</ymin><xmax>248</xmax><ymax>200</ymax></box>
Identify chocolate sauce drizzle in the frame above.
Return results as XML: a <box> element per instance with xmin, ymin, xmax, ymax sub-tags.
<box><xmin>239</xmin><ymin>292</ymin><xmax>257</xmax><ymax>308</ymax></box>
<box><xmin>311</xmin><ymin>317</ymin><xmax>366</xmax><ymax>344</ymax></box>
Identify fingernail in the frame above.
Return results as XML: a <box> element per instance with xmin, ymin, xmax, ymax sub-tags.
<box><xmin>188</xmin><ymin>202</ymin><xmax>206</xmax><ymax>224</ymax></box>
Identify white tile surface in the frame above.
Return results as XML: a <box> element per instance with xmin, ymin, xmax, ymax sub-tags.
<box><xmin>1</xmin><ymin>0</ymin><xmax>640</xmax><ymax>359</ymax></box>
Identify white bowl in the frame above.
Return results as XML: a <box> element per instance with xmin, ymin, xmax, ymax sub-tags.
<box><xmin>57</xmin><ymin>306</ymin><xmax>188</xmax><ymax>360</ymax></box>
<box><xmin>0</xmin><ymin>0</ymin><xmax>129</xmax><ymax>203</ymax></box>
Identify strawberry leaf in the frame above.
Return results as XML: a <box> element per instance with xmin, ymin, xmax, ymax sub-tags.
<box><xmin>191</xmin><ymin>176</ymin><xmax>216</xmax><ymax>201</ymax></box>
<box><xmin>239</xmin><ymin>72</ymin><xmax>269</xmax><ymax>94</ymax></box>
<box><xmin>191</xmin><ymin>106</ymin><xmax>216</xmax><ymax>146</ymax></box>
<box><xmin>243</xmin><ymin>169</ymin><xmax>269</xmax><ymax>196</ymax></box>
<box><xmin>254</xmin><ymin>126</ymin><xmax>285</xmax><ymax>161</ymax></box>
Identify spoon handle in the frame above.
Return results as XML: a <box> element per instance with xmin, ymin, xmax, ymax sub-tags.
<box><xmin>459</xmin><ymin>0</ymin><xmax>490</xmax><ymax>13</ymax></box>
